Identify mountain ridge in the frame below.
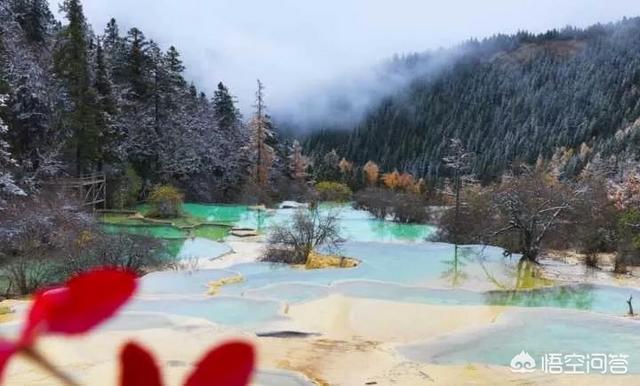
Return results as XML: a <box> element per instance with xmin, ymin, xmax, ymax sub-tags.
<box><xmin>304</xmin><ymin>17</ymin><xmax>640</xmax><ymax>182</ymax></box>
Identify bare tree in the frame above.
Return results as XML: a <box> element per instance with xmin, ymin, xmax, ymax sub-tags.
<box><xmin>62</xmin><ymin>233</ymin><xmax>165</xmax><ymax>277</ymax></box>
<box><xmin>262</xmin><ymin>208</ymin><xmax>344</xmax><ymax>265</ymax></box>
<box><xmin>490</xmin><ymin>169</ymin><xmax>578</xmax><ymax>262</ymax></box>
<box><xmin>442</xmin><ymin>138</ymin><xmax>475</xmax><ymax>245</ymax></box>
<box><xmin>0</xmin><ymin>191</ymin><xmax>91</xmax><ymax>294</ymax></box>
<box><xmin>249</xmin><ymin>79</ymin><xmax>274</xmax><ymax>187</ymax></box>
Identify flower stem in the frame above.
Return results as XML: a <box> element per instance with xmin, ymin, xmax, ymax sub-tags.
<box><xmin>22</xmin><ymin>347</ymin><xmax>81</xmax><ymax>386</ymax></box>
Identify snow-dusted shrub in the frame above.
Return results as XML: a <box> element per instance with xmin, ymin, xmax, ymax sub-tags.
<box><xmin>147</xmin><ymin>185</ymin><xmax>184</xmax><ymax>218</ymax></box>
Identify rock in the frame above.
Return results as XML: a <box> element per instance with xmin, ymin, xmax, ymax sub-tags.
<box><xmin>279</xmin><ymin>201</ymin><xmax>309</xmax><ymax>209</ymax></box>
<box><xmin>231</xmin><ymin>229</ymin><xmax>259</xmax><ymax>237</ymax></box>
<box><xmin>208</xmin><ymin>275</ymin><xmax>244</xmax><ymax>295</ymax></box>
<box><xmin>304</xmin><ymin>250</ymin><xmax>359</xmax><ymax>270</ymax></box>
<box><xmin>255</xmin><ymin>331</ymin><xmax>321</xmax><ymax>338</ymax></box>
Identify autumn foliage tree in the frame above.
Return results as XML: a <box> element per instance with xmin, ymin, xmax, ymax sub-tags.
<box><xmin>338</xmin><ymin>158</ymin><xmax>353</xmax><ymax>175</ymax></box>
<box><xmin>382</xmin><ymin>169</ymin><xmax>422</xmax><ymax>193</ymax></box>
<box><xmin>382</xmin><ymin>170</ymin><xmax>400</xmax><ymax>189</ymax></box>
<box><xmin>363</xmin><ymin>161</ymin><xmax>379</xmax><ymax>186</ymax></box>
<box><xmin>338</xmin><ymin>157</ymin><xmax>354</xmax><ymax>183</ymax></box>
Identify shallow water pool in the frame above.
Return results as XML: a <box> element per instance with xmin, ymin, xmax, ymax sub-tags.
<box><xmin>400</xmin><ymin>308</ymin><xmax>640</xmax><ymax>373</ymax></box>
<box><xmin>125</xmin><ymin>297</ymin><xmax>285</xmax><ymax>328</ymax></box>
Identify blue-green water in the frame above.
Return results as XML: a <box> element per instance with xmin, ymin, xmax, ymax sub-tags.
<box><xmin>181</xmin><ymin>203</ymin><xmax>435</xmax><ymax>243</ymax></box>
<box><xmin>401</xmin><ymin>308</ymin><xmax>640</xmax><ymax>372</ymax></box>
<box><xmin>254</xmin><ymin>370</ymin><xmax>315</xmax><ymax>386</ymax></box>
<box><xmin>119</xmin><ymin>203</ymin><xmax>640</xmax><ymax>372</ymax></box>
<box><xmin>135</xmin><ymin>238</ymin><xmax>640</xmax><ymax>326</ymax></box>
<box><xmin>125</xmin><ymin>297</ymin><xmax>285</xmax><ymax>328</ymax></box>
<box><xmin>214</xmin><ymin>242</ymin><xmax>512</xmax><ymax>295</ymax></box>
<box><xmin>140</xmin><ymin>269</ymin><xmax>237</xmax><ymax>296</ymax></box>
<box><xmin>240</xmin><ymin>280</ymin><xmax>639</xmax><ymax>316</ymax></box>
<box><xmin>102</xmin><ymin>224</ymin><xmax>186</xmax><ymax>239</ymax></box>
<box><xmin>174</xmin><ymin>238</ymin><xmax>231</xmax><ymax>260</ymax></box>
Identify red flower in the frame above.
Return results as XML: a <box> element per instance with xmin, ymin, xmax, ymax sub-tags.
<box><xmin>0</xmin><ymin>268</ymin><xmax>137</xmax><ymax>382</ymax></box>
<box><xmin>0</xmin><ymin>343</ymin><xmax>16</xmax><ymax>382</ymax></box>
<box><xmin>120</xmin><ymin>341</ymin><xmax>255</xmax><ymax>386</ymax></box>
<box><xmin>184</xmin><ymin>341</ymin><xmax>255</xmax><ymax>386</ymax></box>
<box><xmin>120</xmin><ymin>342</ymin><xmax>162</xmax><ymax>386</ymax></box>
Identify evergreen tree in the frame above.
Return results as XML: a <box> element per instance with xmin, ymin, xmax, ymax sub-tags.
<box><xmin>124</xmin><ymin>28</ymin><xmax>150</xmax><ymax>100</ymax></box>
<box><xmin>0</xmin><ymin>0</ymin><xmax>251</xmax><ymax>201</ymax></box>
<box><xmin>0</xmin><ymin>58</ymin><xmax>24</xmax><ymax>200</ymax></box>
<box><xmin>212</xmin><ymin>82</ymin><xmax>239</xmax><ymax>131</ymax></box>
<box><xmin>148</xmin><ymin>41</ymin><xmax>167</xmax><ymax>134</ymax></box>
<box><xmin>103</xmin><ymin>18</ymin><xmax>120</xmax><ymax>50</ymax></box>
<box><xmin>54</xmin><ymin>0</ymin><xmax>100</xmax><ymax>175</ymax></box>
<box><xmin>306</xmin><ymin>19</ymin><xmax>640</xmax><ymax>183</ymax></box>
<box><xmin>165</xmin><ymin>46</ymin><xmax>185</xmax><ymax>87</ymax></box>
<box><xmin>11</xmin><ymin>0</ymin><xmax>53</xmax><ymax>43</ymax></box>
<box><xmin>94</xmin><ymin>39</ymin><xmax>118</xmax><ymax>165</ymax></box>
<box><xmin>102</xmin><ymin>18</ymin><xmax>126</xmax><ymax>82</ymax></box>
<box><xmin>319</xmin><ymin>149</ymin><xmax>340</xmax><ymax>181</ymax></box>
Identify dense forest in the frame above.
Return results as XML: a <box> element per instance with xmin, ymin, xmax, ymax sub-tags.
<box><xmin>0</xmin><ymin>0</ymin><xmax>294</xmax><ymax>205</ymax></box>
<box><xmin>3</xmin><ymin>0</ymin><xmax>640</xmax><ymax>295</ymax></box>
<box><xmin>305</xmin><ymin>17</ymin><xmax>640</xmax><ymax>183</ymax></box>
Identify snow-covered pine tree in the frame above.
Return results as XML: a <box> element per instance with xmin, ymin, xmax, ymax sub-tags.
<box><xmin>54</xmin><ymin>0</ymin><xmax>101</xmax><ymax>175</ymax></box>
<box><xmin>213</xmin><ymin>82</ymin><xmax>240</xmax><ymax>131</ymax></box>
<box><xmin>10</xmin><ymin>0</ymin><xmax>53</xmax><ymax>43</ymax></box>
<box><xmin>0</xmin><ymin>94</ymin><xmax>25</xmax><ymax>203</ymax></box>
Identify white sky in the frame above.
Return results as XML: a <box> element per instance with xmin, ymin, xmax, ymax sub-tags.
<box><xmin>50</xmin><ymin>0</ymin><xmax>640</xmax><ymax>120</ymax></box>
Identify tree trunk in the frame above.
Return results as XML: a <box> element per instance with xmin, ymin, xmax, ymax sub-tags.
<box><xmin>520</xmin><ymin>229</ymin><xmax>539</xmax><ymax>263</ymax></box>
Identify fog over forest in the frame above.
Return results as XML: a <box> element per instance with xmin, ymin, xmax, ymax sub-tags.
<box><xmin>48</xmin><ymin>0</ymin><xmax>640</xmax><ymax>128</ymax></box>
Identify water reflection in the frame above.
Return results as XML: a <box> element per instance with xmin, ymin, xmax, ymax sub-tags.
<box><xmin>486</xmin><ymin>285</ymin><xmax>596</xmax><ymax>310</ymax></box>
<box><xmin>400</xmin><ymin>308</ymin><xmax>640</xmax><ymax>372</ymax></box>
<box><xmin>441</xmin><ymin>245</ymin><xmax>473</xmax><ymax>287</ymax></box>
<box><xmin>475</xmin><ymin>250</ymin><xmax>554</xmax><ymax>291</ymax></box>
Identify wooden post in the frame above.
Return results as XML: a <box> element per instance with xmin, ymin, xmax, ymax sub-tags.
<box><xmin>44</xmin><ymin>173</ymin><xmax>106</xmax><ymax>210</ymax></box>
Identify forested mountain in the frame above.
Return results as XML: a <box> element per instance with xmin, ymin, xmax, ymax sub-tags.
<box><xmin>0</xmin><ymin>0</ymin><xmax>290</xmax><ymax>203</ymax></box>
<box><xmin>305</xmin><ymin>18</ymin><xmax>640</xmax><ymax>182</ymax></box>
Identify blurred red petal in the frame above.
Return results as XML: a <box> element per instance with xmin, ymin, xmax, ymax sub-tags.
<box><xmin>184</xmin><ymin>341</ymin><xmax>255</xmax><ymax>386</ymax></box>
<box><xmin>21</xmin><ymin>288</ymin><xmax>66</xmax><ymax>345</ymax></box>
<box><xmin>0</xmin><ymin>340</ymin><xmax>16</xmax><ymax>383</ymax></box>
<box><xmin>120</xmin><ymin>342</ymin><xmax>163</xmax><ymax>386</ymax></box>
<box><xmin>23</xmin><ymin>268</ymin><xmax>137</xmax><ymax>338</ymax></box>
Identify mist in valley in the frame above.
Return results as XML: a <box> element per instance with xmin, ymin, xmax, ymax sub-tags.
<box><xmin>48</xmin><ymin>0</ymin><xmax>640</xmax><ymax>132</ymax></box>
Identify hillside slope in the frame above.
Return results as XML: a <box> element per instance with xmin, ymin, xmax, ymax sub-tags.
<box><xmin>305</xmin><ymin>18</ymin><xmax>640</xmax><ymax>181</ymax></box>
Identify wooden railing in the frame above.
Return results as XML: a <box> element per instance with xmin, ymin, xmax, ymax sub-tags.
<box><xmin>44</xmin><ymin>173</ymin><xmax>107</xmax><ymax>209</ymax></box>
